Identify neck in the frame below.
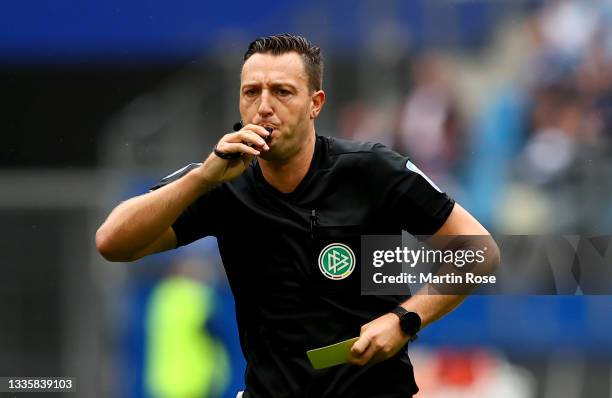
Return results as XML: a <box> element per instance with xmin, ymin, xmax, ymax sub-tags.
<box><xmin>259</xmin><ymin>133</ymin><xmax>316</xmax><ymax>194</ymax></box>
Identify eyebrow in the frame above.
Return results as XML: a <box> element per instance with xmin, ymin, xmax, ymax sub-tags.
<box><xmin>241</xmin><ymin>81</ymin><xmax>299</xmax><ymax>90</ymax></box>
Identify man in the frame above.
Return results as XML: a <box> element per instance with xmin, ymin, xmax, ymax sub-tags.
<box><xmin>96</xmin><ymin>34</ymin><xmax>499</xmax><ymax>397</ymax></box>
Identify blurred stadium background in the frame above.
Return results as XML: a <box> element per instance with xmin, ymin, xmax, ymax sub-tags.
<box><xmin>1</xmin><ymin>0</ymin><xmax>612</xmax><ymax>397</ymax></box>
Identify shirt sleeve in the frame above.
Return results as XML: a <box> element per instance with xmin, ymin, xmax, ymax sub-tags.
<box><xmin>370</xmin><ymin>144</ymin><xmax>455</xmax><ymax>235</ymax></box>
<box><xmin>171</xmin><ymin>186</ymin><xmax>227</xmax><ymax>246</ymax></box>
<box><xmin>149</xmin><ymin>164</ymin><xmax>226</xmax><ymax>247</ymax></box>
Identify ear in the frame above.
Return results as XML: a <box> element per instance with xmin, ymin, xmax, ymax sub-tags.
<box><xmin>310</xmin><ymin>90</ymin><xmax>326</xmax><ymax>119</ymax></box>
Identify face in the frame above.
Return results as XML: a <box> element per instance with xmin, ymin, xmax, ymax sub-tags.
<box><xmin>240</xmin><ymin>52</ymin><xmax>325</xmax><ymax>161</ymax></box>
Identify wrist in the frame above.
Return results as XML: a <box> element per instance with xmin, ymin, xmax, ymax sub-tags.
<box><xmin>188</xmin><ymin>165</ymin><xmax>219</xmax><ymax>194</ymax></box>
<box><xmin>390</xmin><ymin>307</ymin><xmax>421</xmax><ymax>342</ymax></box>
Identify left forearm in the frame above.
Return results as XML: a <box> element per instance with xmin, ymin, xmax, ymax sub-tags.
<box><xmin>349</xmin><ymin>204</ymin><xmax>499</xmax><ymax>366</ymax></box>
<box><xmin>401</xmin><ymin>233</ymin><xmax>500</xmax><ymax>329</ymax></box>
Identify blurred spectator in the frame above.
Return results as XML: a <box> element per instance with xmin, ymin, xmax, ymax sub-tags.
<box><xmin>337</xmin><ymin>99</ymin><xmax>395</xmax><ymax>147</ymax></box>
<box><xmin>535</xmin><ymin>0</ymin><xmax>600</xmax><ymax>76</ymax></box>
<box><xmin>467</xmin><ymin>0</ymin><xmax>612</xmax><ymax>232</ymax></box>
<box><xmin>145</xmin><ymin>258</ymin><xmax>229</xmax><ymax>398</ymax></box>
<box><xmin>395</xmin><ymin>52</ymin><xmax>465</xmax><ymax>183</ymax></box>
<box><xmin>517</xmin><ymin>83</ymin><xmax>585</xmax><ymax>185</ymax></box>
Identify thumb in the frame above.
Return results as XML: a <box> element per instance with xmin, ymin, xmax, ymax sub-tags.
<box><xmin>242</xmin><ymin>154</ymin><xmax>255</xmax><ymax>167</ymax></box>
<box><xmin>351</xmin><ymin>335</ymin><xmax>371</xmax><ymax>355</ymax></box>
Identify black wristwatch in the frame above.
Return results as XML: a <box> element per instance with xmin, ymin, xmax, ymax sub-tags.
<box><xmin>390</xmin><ymin>307</ymin><xmax>421</xmax><ymax>341</ymax></box>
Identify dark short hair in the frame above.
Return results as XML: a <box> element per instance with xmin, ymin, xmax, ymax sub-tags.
<box><xmin>244</xmin><ymin>34</ymin><xmax>323</xmax><ymax>92</ymax></box>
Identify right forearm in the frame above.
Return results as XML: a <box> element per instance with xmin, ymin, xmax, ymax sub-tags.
<box><xmin>97</xmin><ymin>125</ymin><xmax>270</xmax><ymax>261</ymax></box>
<box><xmin>96</xmin><ymin>168</ymin><xmax>214</xmax><ymax>260</ymax></box>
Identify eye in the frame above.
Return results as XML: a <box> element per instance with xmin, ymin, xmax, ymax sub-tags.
<box><xmin>276</xmin><ymin>88</ymin><xmax>292</xmax><ymax>97</ymax></box>
<box><xmin>243</xmin><ymin>88</ymin><xmax>258</xmax><ymax>97</ymax></box>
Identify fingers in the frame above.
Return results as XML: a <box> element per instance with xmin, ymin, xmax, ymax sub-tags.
<box><xmin>216</xmin><ymin>142</ymin><xmax>260</xmax><ymax>156</ymax></box>
<box><xmin>215</xmin><ymin>126</ymin><xmax>270</xmax><ymax>158</ymax></box>
<box><xmin>349</xmin><ymin>319</ymin><xmax>405</xmax><ymax>366</ymax></box>
<box><xmin>349</xmin><ymin>339</ymin><xmax>394</xmax><ymax>366</ymax></box>
<box><xmin>229</xmin><ymin>131</ymin><xmax>262</xmax><ymax>147</ymax></box>
<box><xmin>227</xmin><ymin>131</ymin><xmax>269</xmax><ymax>149</ymax></box>
<box><xmin>243</xmin><ymin>124</ymin><xmax>273</xmax><ymax>139</ymax></box>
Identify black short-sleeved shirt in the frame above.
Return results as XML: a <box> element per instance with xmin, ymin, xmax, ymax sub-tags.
<box><xmin>154</xmin><ymin>136</ymin><xmax>454</xmax><ymax>398</ymax></box>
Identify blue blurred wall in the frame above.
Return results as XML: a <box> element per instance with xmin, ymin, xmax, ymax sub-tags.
<box><xmin>0</xmin><ymin>0</ymin><xmax>495</xmax><ymax>63</ymax></box>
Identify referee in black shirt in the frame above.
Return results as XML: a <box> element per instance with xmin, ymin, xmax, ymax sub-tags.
<box><xmin>97</xmin><ymin>34</ymin><xmax>500</xmax><ymax>398</ymax></box>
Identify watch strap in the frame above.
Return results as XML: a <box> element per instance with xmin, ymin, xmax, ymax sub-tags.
<box><xmin>213</xmin><ymin>144</ymin><xmax>243</xmax><ymax>160</ymax></box>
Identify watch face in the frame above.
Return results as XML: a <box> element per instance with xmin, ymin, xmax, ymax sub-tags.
<box><xmin>400</xmin><ymin>312</ymin><xmax>421</xmax><ymax>335</ymax></box>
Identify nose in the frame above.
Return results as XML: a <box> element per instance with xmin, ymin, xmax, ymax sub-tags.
<box><xmin>257</xmin><ymin>90</ymin><xmax>274</xmax><ymax>118</ymax></box>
